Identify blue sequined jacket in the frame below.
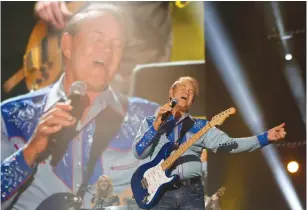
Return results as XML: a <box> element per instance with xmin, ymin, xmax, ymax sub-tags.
<box><xmin>132</xmin><ymin>114</ymin><xmax>270</xmax><ymax>179</ymax></box>
<box><xmin>1</xmin><ymin>78</ymin><xmax>159</xmax><ymax>210</ymax></box>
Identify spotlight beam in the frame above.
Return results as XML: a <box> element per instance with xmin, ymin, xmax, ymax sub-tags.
<box><xmin>205</xmin><ymin>3</ymin><xmax>303</xmax><ymax>210</ymax></box>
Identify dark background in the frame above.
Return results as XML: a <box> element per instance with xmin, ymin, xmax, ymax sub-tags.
<box><xmin>1</xmin><ymin>1</ymin><xmax>36</xmax><ymax>100</ymax></box>
<box><xmin>204</xmin><ymin>2</ymin><xmax>306</xmax><ymax>210</ymax></box>
<box><xmin>1</xmin><ymin>2</ymin><xmax>306</xmax><ymax>210</ymax></box>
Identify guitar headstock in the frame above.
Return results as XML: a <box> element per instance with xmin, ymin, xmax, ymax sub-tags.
<box><xmin>210</xmin><ymin>107</ymin><xmax>236</xmax><ymax>126</ymax></box>
<box><xmin>216</xmin><ymin>186</ymin><xmax>226</xmax><ymax>197</ymax></box>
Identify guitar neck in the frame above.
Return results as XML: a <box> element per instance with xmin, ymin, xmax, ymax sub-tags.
<box><xmin>161</xmin><ymin>122</ymin><xmax>213</xmax><ymax>170</ymax></box>
<box><xmin>3</xmin><ymin>68</ymin><xmax>25</xmax><ymax>93</ymax></box>
<box><xmin>205</xmin><ymin>188</ymin><xmax>225</xmax><ymax>207</ymax></box>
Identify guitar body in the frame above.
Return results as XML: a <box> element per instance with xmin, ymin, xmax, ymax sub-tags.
<box><xmin>23</xmin><ymin>20</ymin><xmax>63</xmax><ymax>90</ymax></box>
<box><xmin>3</xmin><ymin>2</ymin><xmax>86</xmax><ymax>92</ymax></box>
<box><xmin>131</xmin><ymin>142</ymin><xmax>179</xmax><ymax>209</ymax></box>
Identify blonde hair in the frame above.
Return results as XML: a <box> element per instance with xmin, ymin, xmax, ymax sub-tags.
<box><xmin>171</xmin><ymin>76</ymin><xmax>199</xmax><ymax>96</ymax></box>
<box><xmin>94</xmin><ymin>175</ymin><xmax>114</xmax><ymax>205</ymax></box>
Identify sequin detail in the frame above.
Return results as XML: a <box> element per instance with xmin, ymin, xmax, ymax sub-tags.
<box><xmin>1</xmin><ymin>151</ymin><xmax>34</xmax><ymax>201</ymax></box>
<box><xmin>135</xmin><ymin>122</ymin><xmax>159</xmax><ymax>157</ymax></box>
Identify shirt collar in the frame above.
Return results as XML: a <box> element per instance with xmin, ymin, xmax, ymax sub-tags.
<box><xmin>175</xmin><ymin>112</ymin><xmax>194</xmax><ymax>125</ymax></box>
<box><xmin>156</xmin><ymin>110</ymin><xmax>194</xmax><ymax>125</ymax></box>
<box><xmin>44</xmin><ymin>74</ymin><xmax>66</xmax><ymax>112</ymax></box>
<box><xmin>43</xmin><ymin>74</ymin><xmax>125</xmax><ymax>119</ymax></box>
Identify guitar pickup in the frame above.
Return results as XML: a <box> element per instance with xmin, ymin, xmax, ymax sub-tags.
<box><xmin>141</xmin><ymin>178</ymin><xmax>148</xmax><ymax>189</ymax></box>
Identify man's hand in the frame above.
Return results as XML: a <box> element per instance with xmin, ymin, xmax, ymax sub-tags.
<box><xmin>34</xmin><ymin>1</ymin><xmax>72</xmax><ymax>30</ymax></box>
<box><xmin>24</xmin><ymin>102</ymin><xmax>76</xmax><ymax>166</ymax></box>
<box><xmin>153</xmin><ymin>103</ymin><xmax>173</xmax><ymax>130</ymax></box>
<box><xmin>200</xmin><ymin>149</ymin><xmax>207</xmax><ymax>163</ymax></box>
<box><xmin>268</xmin><ymin>122</ymin><xmax>286</xmax><ymax>141</ymax></box>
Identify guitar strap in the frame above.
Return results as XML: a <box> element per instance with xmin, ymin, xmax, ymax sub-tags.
<box><xmin>149</xmin><ymin>116</ymin><xmax>194</xmax><ymax>158</ymax></box>
<box><xmin>76</xmin><ymin>94</ymin><xmax>128</xmax><ymax>201</ymax></box>
<box><xmin>176</xmin><ymin>117</ymin><xmax>195</xmax><ymax>145</ymax></box>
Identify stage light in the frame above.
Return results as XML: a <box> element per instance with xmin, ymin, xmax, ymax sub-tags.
<box><xmin>285</xmin><ymin>54</ymin><xmax>292</xmax><ymax>60</ymax></box>
<box><xmin>284</xmin><ymin>64</ymin><xmax>306</xmax><ymax>124</ymax></box>
<box><xmin>270</xmin><ymin>2</ymin><xmax>305</xmax><ymax>125</ymax></box>
<box><xmin>175</xmin><ymin>1</ymin><xmax>190</xmax><ymax>8</ymax></box>
<box><xmin>205</xmin><ymin>2</ymin><xmax>303</xmax><ymax>209</ymax></box>
<box><xmin>287</xmin><ymin>161</ymin><xmax>299</xmax><ymax>173</ymax></box>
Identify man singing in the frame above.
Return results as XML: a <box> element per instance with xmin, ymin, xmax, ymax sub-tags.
<box><xmin>1</xmin><ymin>5</ymin><xmax>159</xmax><ymax>210</ymax></box>
<box><xmin>132</xmin><ymin>76</ymin><xmax>286</xmax><ymax>210</ymax></box>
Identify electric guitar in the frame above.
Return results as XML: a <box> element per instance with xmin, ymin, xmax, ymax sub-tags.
<box><xmin>205</xmin><ymin>186</ymin><xmax>225</xmax><ymax>209</ymax></box>
<box><xmin>3</xmin><ymin>2</ymin><xmax>87</xmax><ymax>92</ymax></box>
<box><xmin>131</xmin><ymin>107</ymin><xmax>236</xmax><ymax>209</ymax></box>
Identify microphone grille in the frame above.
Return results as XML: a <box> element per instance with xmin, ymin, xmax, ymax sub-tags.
<box><xmin>171</xmin><ymin>98</ymin><xmax>178</xmax><ymax>107</ymax></box>
<box><xmin>70</xmin><ymin>81</ymin><xmax>87</xmax><ymax>96</ymax></box>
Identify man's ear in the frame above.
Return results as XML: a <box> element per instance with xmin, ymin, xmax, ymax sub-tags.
<box><xmin>169</xmin><ymin>89</ymin><xmax>174</xmax><ymax>101</ymax></box>
<box><xmin>192</xmin><ymin>95</ymin><xmax>196</xmax><ymax>103</ymax></box>
<box><xmin>61</xmin><ymin>32</ymin><xmax>72</xmax><ymax>60</ymax></box>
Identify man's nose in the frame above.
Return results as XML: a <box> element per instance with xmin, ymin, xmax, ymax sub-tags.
<box><xmin>100</xmin><ymin>46</ymin><xmax>112</xmax><ymax>53</ymax></box>
<box><xmin>183</xmin><ymin>89</ymin><xmax>189</xmax><ymax>94</ymax></box>
<box><xmin>97</xmin><ymin>40</ymin><xmax>113</xmax><ymax>51</ymax></box>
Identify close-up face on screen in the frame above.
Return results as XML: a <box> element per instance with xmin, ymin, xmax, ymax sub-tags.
<box><xmin>0</xmin><ymin>2</ymin><xmax>305</xmax><ymax>210</ymax></box>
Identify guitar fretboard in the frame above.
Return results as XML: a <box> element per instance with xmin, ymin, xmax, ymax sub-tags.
<box><xmin>161</xmin><ymin>122</ymin><xmax>213</xmax><ymax>170</ymax></box>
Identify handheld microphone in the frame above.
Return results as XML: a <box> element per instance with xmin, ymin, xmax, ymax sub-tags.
<box><xmin>161</xmin><ymin>98</ymin><xmax>178</xmax><ymax>121</ymax></box>
<box><xmin>40</xmin><ymin>81</ymin><xmax>89</xmax><ymax>166</ymax></box>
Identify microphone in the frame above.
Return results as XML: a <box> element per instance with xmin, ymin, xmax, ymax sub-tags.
<box><xmin>161</xmin><ymin>98</ymin><xmax>178</xmax><ymax>121</ymax></box>
<box><xmin>40</xmin><ymin>81</ymin><xmax>89</xmax><ymax>166</ymax></box>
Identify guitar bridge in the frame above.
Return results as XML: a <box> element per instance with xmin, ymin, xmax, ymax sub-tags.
<box><xmin>141</xmin><ymin>178</ymin><xmax>148</xmax><ymax>189</ymax></box>
<box><xmin>141</xmin><ymin>195</ymin><xmax>148</xmax><ymax>204</ymax></box>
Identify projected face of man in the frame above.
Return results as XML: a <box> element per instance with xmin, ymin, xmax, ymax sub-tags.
<box><xmin>169</xmin><ymin>77</ymin><xmax>198</xmax><ymax>113</ymax></box>
<box><xmin>62</xmin><ymin>11</ymin><xmax>125</xmax><ymax>92</ymax></box>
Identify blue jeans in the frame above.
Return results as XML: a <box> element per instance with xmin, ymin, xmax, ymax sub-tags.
<box><xmin>149</xmin><ymin>181</ymin><xmax>205</xmax><ymax>210</ymax></box>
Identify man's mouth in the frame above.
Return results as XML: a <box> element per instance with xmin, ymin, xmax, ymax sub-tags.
<box><xmin>93</xmin><ymin>60</ymin><xmax>109</xmax><ymax>73</ymax></box>
<box><xmin>94</xmin><ymin>60</ymin><xmax>105</xmax><ymax>66</ymax></box>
